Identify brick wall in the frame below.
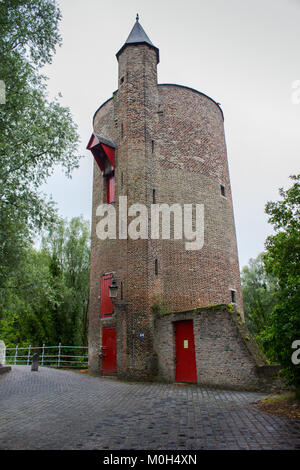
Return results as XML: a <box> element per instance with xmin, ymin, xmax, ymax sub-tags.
<box><xmin>154</xmin><ymin>84</ymin><xmax>243</xmax><ymax>316</ymax></box>
<box><xmin>154</xmin><ymin>305</ymin><xmax>285</xmax><ymax>392</ymax></box>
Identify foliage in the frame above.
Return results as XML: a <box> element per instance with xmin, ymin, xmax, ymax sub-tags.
<box><xmin>259</xmin><ymin>175</ymin><xmax>300</xmax><ymax>388</ymax></box>
<box><xmin>42</xmin><ymin>216</ymin><xmax>90</xmax><ymax>345</ymax></box>
<box><xmin>151</xmin><ymin>295</ymin><xmax>169</xmax><ymax>317</ymax></box>
<box><xmin>0</xmin><ymin>0</ymin><xmax>81</xmax><ymax>288</ymax></box>
<box><xmin>241</xmin><ymin>253</ymin><xmax>278</xmax><ymax>337</ymax></box>
<box><xmin>0</xmin><ymin>217</ymin><xmax>90</xmax><ymax>347</ymax></box>
<box><xmin>0</xmin><ymin>0</ymin><xmax>62</xmax><ymax>68</ymax></box>
<box><xmin>0</xmin><ymin>248</ymin><xmax>60</xmax><ymax>346</ymax></box>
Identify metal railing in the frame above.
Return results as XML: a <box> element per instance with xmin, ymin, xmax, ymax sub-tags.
<box><xmin>5</xmin><ymin>344</ymin><xmax>88</xmax><ymax>368</ymax></box>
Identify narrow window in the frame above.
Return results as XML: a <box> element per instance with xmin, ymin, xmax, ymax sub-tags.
<box><xmin>121</xmin><ymin>172</ymin><xmax>124</xmax><ymax>187</ymax></box>
<box><xmin>221</xmin><ymin>184</ymin><xmax>226</xmax><ymax>197</ymax></box>
<box><xmin>231</xmin><ymin>290</ymin><xmax>236</xmax><ymax>303</ymax></box>
<box><xmin>155</xmin><ymin>259</ymin><xmax>158</xmax><ymax>276</ymax></box>
<box><xmin>120</xmin><ymin>76</ymin><xmax>124</xmax><ymax>85</ymax></box>
<box><xmin>151</xmin><ymin>140</ymin><xmax>154</xmax><ymax>153</ymax></box>
<box><xmin>120</xmin><ymin>281</ymin><xmax>123</xmax><ymax>300</ymax></box>
<box><xmin>121</xmin><ymin>123</ymin><xmax>124</xmax><ymax>138</ymax></box>
<box><xmin>153</xmin><ymin>189</ymin><xmax>156</xmax><ymax>204</ymax></box>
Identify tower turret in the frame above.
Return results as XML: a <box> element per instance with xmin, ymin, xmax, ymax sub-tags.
<box><xmin>114</xmin><ymin>16</ymin><xmax>160</xmax><ymax>378</ymax></box>
<box><xmin>116</xmin><ymin>14</ymin><xmax>159</xmax><ymax>64</ymax></box>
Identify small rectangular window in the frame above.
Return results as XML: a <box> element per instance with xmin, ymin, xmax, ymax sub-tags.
<box><xmin>153</xmin><ymin>189</ymin><xmax>156</xmax><ymax>204</ymax></box>
<box><xmin>221</xmin><ymin>185</ymin><xmax>226</xmax><ymax>197</ymax></box>
<box><xmin>231</xmin><ymin>290</ymin><xmax>236</xmax><ymax>303</ymax></box>
<box><xmin>155</xmin><ymin>259</ymin><xmax>158</xmax><ymax>276</ymax></box>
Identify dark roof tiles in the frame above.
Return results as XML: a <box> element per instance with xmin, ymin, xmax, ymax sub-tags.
<box><xmin>116</xmin><ymin>16</ymin><xmax>159</xmax><ymax>63</ymax></box>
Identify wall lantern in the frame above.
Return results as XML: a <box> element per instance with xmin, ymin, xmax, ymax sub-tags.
<box><xmin>109</xmin><ymin>277</ymin><xmax>118</xmax><ymax>298</ymax></box>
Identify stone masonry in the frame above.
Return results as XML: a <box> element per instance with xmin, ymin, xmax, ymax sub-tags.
<box><xmin>154</xmin><ymin>305</ymin><xmax>284</xmax><ymax>392</ymax></box>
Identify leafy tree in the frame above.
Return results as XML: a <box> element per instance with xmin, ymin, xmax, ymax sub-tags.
<box><xmin>0</xmin><ymin>2</ymin><xmax>88</xmax><ymax>353</ymax></box>
<box><xmin>260</xmin><ymin>175</ymin><xmax>300</xmax><ymax>389</ymax></box>
<box><xmin>0</xmin><ymin>248</ymin><xmax>60</xmax><ymax>346</ymax></box>
<box><xmin>0</xmin><ymin>217</ymin><xmax>90</xmax><ymax>348</ymax></box>
<box><xmin>0</xmin><ymin>0</ymin><xmax>81</xmax><ymax>287</ymax></box>
<box><xmin>0</xmin><ymin>0</ymin><xmax>61</xmax><ymax>67</ymax></box>
<box><xmin>41</xmin><ymin>216</ymin><xmax>90</xmax><ymax>346</ymax></box>
<box><xmin>241</xmin><ymin>253</ymin><xmax>277</xmax><ymax>337</ymax></box>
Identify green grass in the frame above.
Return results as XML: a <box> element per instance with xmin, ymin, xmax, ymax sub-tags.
<box><xmin>262</xmin><ymin>392</ymin><xmax>299</xmax><ymax>404</ymax></box>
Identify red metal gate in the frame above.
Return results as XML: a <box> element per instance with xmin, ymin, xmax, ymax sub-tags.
<box><xmin>102</xmin><ymin>326</ymin><xmax>117</xmax><ymax>376</ymax></box>
<box><xmin>175</xmin><ymin>320</ymin><xmax>197</xmax><ymax>382</ymax></box>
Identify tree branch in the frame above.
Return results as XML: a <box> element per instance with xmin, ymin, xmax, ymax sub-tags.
<box><xmin>1</xmin><ymin>146</ymin><xmax>54</xmax><ymax>178</ymax></box>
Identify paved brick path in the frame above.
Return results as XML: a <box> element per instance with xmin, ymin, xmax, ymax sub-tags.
<box><xmin>0</xmin><ymin>366</ymin><xmax>300</xmax><ymax>450</ymax></box>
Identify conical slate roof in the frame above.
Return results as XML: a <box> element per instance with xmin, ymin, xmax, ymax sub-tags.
<box><xmin>116</xmin><ymin>15</ymin><xmax>159</xmax><ymax>63</ymax></box>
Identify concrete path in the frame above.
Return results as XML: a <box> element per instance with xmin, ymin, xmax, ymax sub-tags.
<box><xmin>0</xmin><ymin>366</ymin><xmax>299</xmax><ymax>450</ymax></box>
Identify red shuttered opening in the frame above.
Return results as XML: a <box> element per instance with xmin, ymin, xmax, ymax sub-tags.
<box><xmin>107</xmin><ymin>175</ymin><xmax>115</xmax><ymax>204</ymax></box>
<box><xmin>102</xmin><ymin>326</ymin><xmax>117</xmax><ymax>376</ymax></box>
<box><xmin>100</xmin><ymin>274</ymin><xmax>114</xmax><ymax>318</ymax></box>
<box><xmin>87</xmin><ymin>133</ymin><xmax>115</xmax><ymax>203</ymax></box>
<box><xmin>100</xmin><ymin>275</ymin><xmax>117</xmax><ymax>375</ymax></box>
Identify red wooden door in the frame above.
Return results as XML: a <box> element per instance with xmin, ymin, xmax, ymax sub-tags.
<box><xmin>102</xmin><ymin>326</ymin><xmax>117</xmax><ymax>375</ymax></box>
<box><xmin>175</xmin><ymin>320</ymin><xmax>197</xmax><ymax>382</ymax></box>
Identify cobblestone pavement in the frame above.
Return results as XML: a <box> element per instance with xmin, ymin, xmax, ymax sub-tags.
<box><xmin>0</xmin><ymin>366</ymin><xmax>300</xmax><ymax>450</ymax></box>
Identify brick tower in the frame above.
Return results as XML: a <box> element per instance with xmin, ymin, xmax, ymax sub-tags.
<box><xmin>87</xmin><ymin>17</ymin><xmax>265</xmax><ymax>389</ymax></box>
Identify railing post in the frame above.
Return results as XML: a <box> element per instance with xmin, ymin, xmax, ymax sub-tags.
<box><xmin>14</xmin><ymin>345</ymin><xmax>18</xmax><ymax>365</ymax></box>
<box><xmin>58</xmin><ymin>343</ymin><xmax>61</xmax><ymax>367</ymax></box>
<box><xmin>27</xmin><ymin>345</ymin><xmax>31</xmax><ymax>366</ymax></box>
<box><xmin>41</xmin><ymin>344</ymin><xmax>45</xmax><ymax>366</ymax></box>
<box><xmin>31</xmin><ymin>353</ymin><xmax>39</xmax><ymax>372</ymax></box>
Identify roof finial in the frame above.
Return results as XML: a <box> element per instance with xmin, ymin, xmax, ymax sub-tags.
<box><xmin>136</xmin><ymin>13</ymin><xmax>139</xmax><ymax>21</ymax></box>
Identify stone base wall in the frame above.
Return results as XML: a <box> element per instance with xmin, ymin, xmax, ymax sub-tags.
<box><xmin>154</xmin><ymin>304</ymin><xmax>287</xmax><ymax>392</ymax></box>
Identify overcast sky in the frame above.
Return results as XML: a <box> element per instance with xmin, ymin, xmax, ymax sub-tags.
<box><xmin>41</xmin><ymin>0</ymin><xmax>300</xmax><ymax>269</ymax></box>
